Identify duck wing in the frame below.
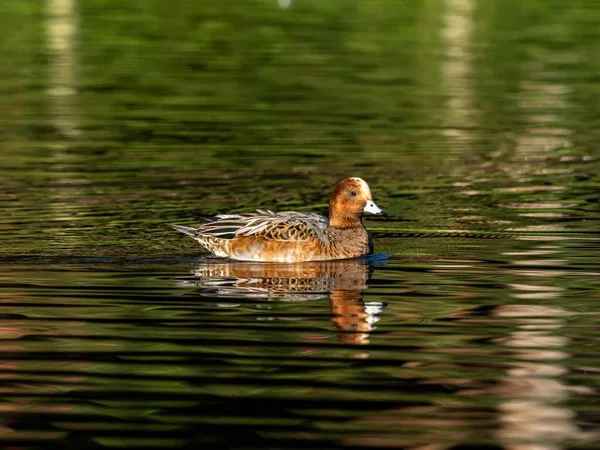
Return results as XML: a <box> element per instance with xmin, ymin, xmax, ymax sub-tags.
<box><xmin>198</xmin><ymin>209</ymin><xmax>329</xmax><ymax>242</ymax></box>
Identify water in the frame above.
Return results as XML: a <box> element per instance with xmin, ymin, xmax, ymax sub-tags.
<box><xmin>1</xmin><ymin>0</ymin><xmax>600</xmax><ymax>448</ymax></box>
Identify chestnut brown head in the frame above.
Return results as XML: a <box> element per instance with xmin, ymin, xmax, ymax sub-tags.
<box><xmin>328</xmin><ymin>177</ymin><xmax>386</xmax><ymax>229</ymax></box>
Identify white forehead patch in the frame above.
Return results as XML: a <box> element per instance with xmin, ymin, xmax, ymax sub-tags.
<box><xmin>350</xmin><ymin>177</ymin><xmax>372</xmax><ymax>198</ymax></box>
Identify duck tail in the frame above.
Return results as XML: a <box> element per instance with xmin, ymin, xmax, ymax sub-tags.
<box><xmin>191</xmin><ymin>212</ymin><xmax>218</xmax><ymax>223</ymax></box>
<box><xmin>169</xmin><ymin>224</ymin><xmax>198</xmax><ymax>238</ymax></box>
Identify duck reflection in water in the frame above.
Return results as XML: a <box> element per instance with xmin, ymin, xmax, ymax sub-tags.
<box><xmin>177</xmin><ymin>256</ymin><xmax>387</xmax><ymax>344</ymax></box>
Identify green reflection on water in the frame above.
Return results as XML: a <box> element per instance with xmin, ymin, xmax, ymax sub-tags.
<box><xmin>1</xmin><ymin>2</ymin><xmax>599</xmax><ymax>449</ymax></box>
<box><xmin>1</xmin><ymin>0</ymin><xmax>599</xmax><ymax>258</ymax></box>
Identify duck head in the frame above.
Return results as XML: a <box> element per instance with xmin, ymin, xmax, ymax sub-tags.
<box><xmin>329</xmin><ymin>177</ymin><xmax>386</xmax><ymax>229</ymax></box>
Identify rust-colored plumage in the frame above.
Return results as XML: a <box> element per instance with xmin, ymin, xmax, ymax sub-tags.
<box><xmin>170</xmin><ymin>177</ymin><xmax>386</xmax><ymax>262</ymax></box>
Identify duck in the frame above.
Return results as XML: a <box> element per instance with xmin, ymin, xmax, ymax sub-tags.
<box><xmin>170</xmin><ymin>177</ymin><xmax>386</xmax><ymax>262</ymax></box>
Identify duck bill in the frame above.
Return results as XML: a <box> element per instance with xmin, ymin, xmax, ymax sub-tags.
<box><xmin>364</xmin><ymin>200</ymin><xmax>387</xmax><ymax>216</ymax></box>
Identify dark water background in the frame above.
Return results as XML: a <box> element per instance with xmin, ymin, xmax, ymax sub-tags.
<box><xmin>1</xmin><ymin>0</ymin><xmax>600</xmax><ymax>448</ymax></box>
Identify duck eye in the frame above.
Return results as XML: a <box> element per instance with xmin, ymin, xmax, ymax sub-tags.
<box><xmin>350</xmin><ymin>191</ymin><xmax>357</xmax><ymax>197</ymax></box>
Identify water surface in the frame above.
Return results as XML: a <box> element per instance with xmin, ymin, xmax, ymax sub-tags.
<box><xmin>1</xmin><ymin>0</ymin><xmax>600</xmax><ymax>448</ymax></box>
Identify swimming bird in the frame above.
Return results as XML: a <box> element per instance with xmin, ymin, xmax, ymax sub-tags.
<box><xmin>170</xmin><ymin>177</ymin><xmax>386</xmax><ymax>262</ymax></box>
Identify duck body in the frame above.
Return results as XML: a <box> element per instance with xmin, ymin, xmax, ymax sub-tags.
<box><xmin>170</xmin><ymin>177</ymin><xmax>386</xmax><ymax>262</ymax></box>
<box><xmin>171</xmin><ymin>211</ymin><xmax>371</xmax><ymax>262</ymax></box>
